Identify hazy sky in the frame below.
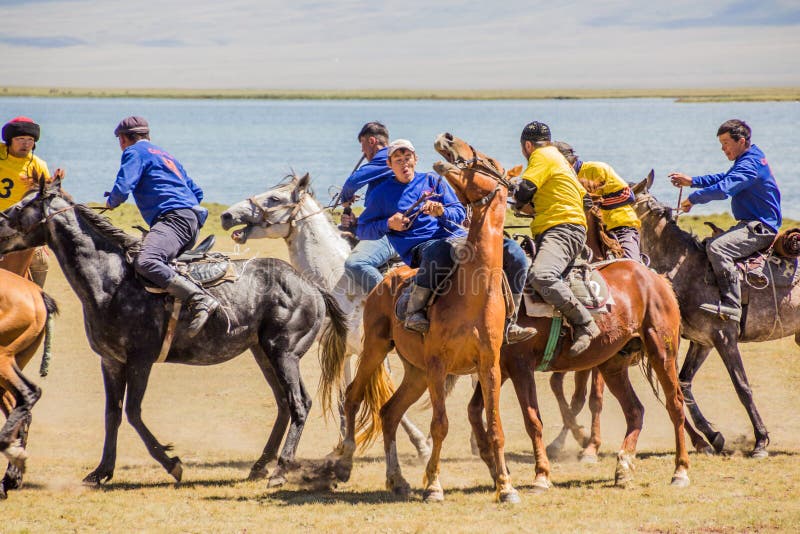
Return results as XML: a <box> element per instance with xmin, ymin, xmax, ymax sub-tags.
<box><xmin>2</xmin><ymin>0</ymin><xmax>799</xmax><ymax>89</ymax></box>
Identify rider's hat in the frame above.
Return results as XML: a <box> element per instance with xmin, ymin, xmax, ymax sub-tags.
<box><xmin>114</xmin><ymin>116</ymin><xmax>150</xmax><ymax>137</ymax></box>
<box><xmin>520</xmin><ymin>121</ymin><xmax>551</xmax><ymax>143</ymax></box>
<box><xmin>387</xmin><ymin>139</ymin><xmax>416</xmax><ymax>156</ymax></box>
<box><xmin>2</xmin><ymin>116</ymin><xmax>40</xmax><ymax>143</ymax></box>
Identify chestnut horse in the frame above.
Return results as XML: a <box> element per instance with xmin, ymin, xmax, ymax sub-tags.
<box><xmin>450</xmin><ymin>144</ymin><xmax>690</xmax><ymax>490</ymax></box>
<box><xmin>323</xmin><ymin>133</ymin><xmax>522</xmax><ymax>503</ymax></box>
<box><xmin>0</xmin><ymin>269</ymin><xmax>57</xmax><ymax>499</ymax></box>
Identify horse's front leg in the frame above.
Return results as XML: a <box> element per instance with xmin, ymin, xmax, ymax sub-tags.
<box><xmin>479</xmin><ymin>355</ymin><xmax>519</xmax><ymax>504</ymax></box>
<box><xmin>467</xmin><ymin>380</ymin><xmax>496</xmax><ymax>480</ymax></box>
<box><xmin>422</xmin><ymin>359</ymin><xmax>449</xmax><ymax>503</ymax></box>
<box><xmin>248</xmin><ymin>347</ymin><xmax>291</xmax><ymax>480</ymax></box>
<box><xmin>83</xmin><ymin>358</ymin><xmax>126</xmax><ymax>485</ymax></box>
<box><xmin>679</xmin><ymin>342</ymin><xmax>724</xmax><ymax>453</ymax></box>
<box><xmin>122</xmin><ymin>360</ymin><xmax>183</xmax><ymax>482</ymax></box>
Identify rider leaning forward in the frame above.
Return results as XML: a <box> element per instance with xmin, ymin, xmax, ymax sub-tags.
<box><xmin>512</xmin><ymin>121</ymin><xmax>600</xmax><ymax>357</ymax></box>
<box><xmin>669</xmin><ymin>118</ymin><xmax>782</xmax><ymax>322</ymax></box>
<box><xmin>554</xmin><ymin>141</ymin><xmax>642</xmax><ymax>261</ymax></box>
<box><xmin>355</xmin><ymin>139</ymin><xmax>536</xmax><ymax>344</ymax></box>
<box><xmin>0</xmin><ymin>116</ymin><xmax>56</xmax><ymax>286</ymax></box>
<box><xmin>105</xmin><ymin>116</ymin><xmax>219</xmax><ymax>337</ymax></box>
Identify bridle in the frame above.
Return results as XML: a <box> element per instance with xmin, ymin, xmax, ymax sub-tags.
<box><xmin>450</xmin><ymin>143</ymin><xmax>513</xmax><ymax>209</ymax></box>
<box><xmin>0</xmin><ymin>189</ymin><xmax>75</xmax><ymax>241</ymax></box>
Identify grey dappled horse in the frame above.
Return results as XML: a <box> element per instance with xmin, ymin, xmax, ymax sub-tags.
<box><xmin>0</xmin><ymin>181</ymin><xmax>347</xmax><ymax>486</ymax></box>
<box><xmin>633</xmin><ymin>172</ymin><xmax>800</xmax><ymax>458</ymax></box>
<box><xmin>220</xmin><ymin>173</ymin><xmax>432</xmax><ymax>461</ymax></box>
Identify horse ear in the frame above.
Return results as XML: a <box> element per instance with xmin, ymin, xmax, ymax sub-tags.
<box><xmin>298</xmin><ymin>173</ymin><xmax>311</xmax><ymax>191</ymax></box>
<box><xmin>507</xmin><ymin>165</ymin><xmax>523</xmax><ymax>178</ymax></box>
<box><xmin>632</xmin><ymin>169</ymin><xmax>654</xmax><ymax>195</ymax></box>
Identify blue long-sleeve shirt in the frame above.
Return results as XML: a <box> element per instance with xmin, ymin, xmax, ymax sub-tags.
<box><xmin>688</xmin><ymin>144</ymin><xmax>782</xmax><ymax>231</ymax></box>
<box><xmin>356</xmin><ymin>171</ymin><xmax>466</xmax><ymax>265</ymax></box>
<box><xmin>340</xmin><ymin>147</ymin><xmax>394</xmax><ymax>204</ymax></box>
<box><xmin>107</xmin><ymin>140</ymin><xmax>206</xmax><ymax>227</ymax></box>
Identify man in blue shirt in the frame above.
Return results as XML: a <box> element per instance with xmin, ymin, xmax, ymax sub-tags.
<box><xmin>669</xmin><ymin>119</ymin><xmax>782</xmax><ymax>322</ymax></box>
<box><xmin>339</xmin><ymin>122</ymin><xmax>398</xmax><ymax>294</ymax></box>
<box><xmin>357</xmin><ymin>139</ymin><xmax>535</xmax><ymax>343</ymax></box>
<box><xmin>106</xmin><ymin>116</ymin><xmax>218</xmax><ymax>337</ymax></box>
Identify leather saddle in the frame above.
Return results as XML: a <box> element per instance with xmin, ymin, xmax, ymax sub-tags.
<box><xmin>139</xmin><ymin>235</ymin><xmax>235</xmax><ymax>291</ymax></box>
<box><xmin>523</xmin><ymin>261</ymin><xmax>614</xmax><ymax>318</ymax></box>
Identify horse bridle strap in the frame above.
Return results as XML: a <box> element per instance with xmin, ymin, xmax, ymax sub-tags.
<box><xmin>470</xmin><ymin>185</ymin><xmax>501</xmax><ymax>208</ymax></box>
<box><xmin>453</xmin><ymin>144</ymin><xmax>513</xmax><ymax>189</ymax></box>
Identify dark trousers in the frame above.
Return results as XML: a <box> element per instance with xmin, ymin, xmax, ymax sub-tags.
<box><xmin>608</xmin><ymin>225</ymin><xmax>641</xmax><ymax>261</ymax></box>
<box><xmin>412</xmin><ymin>237</ymin><xmax>529</xmax><ymax>293</ymax></box>
<box><xmin>706</xmin><ymin>220</ymin><xmax>777</xmax><ymax>281</ymax></box>
<box><xmin>134</xmin><ymin>208</ymin><xmax>199</xmax><ymax>288</ymax></box>
<box><xmin>527</xmin><ymin>224</ymin><xmax>587</xmax><ymax>309</ymax></box>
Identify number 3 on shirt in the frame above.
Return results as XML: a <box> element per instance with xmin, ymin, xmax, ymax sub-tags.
<box><xmin>0</xmin><ymin>177</ymin><xmax>14</xmax><ymax>198</ymax></box>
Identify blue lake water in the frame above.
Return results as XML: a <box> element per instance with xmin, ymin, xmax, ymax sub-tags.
<box><xmin>1</xmin><ymin>96</ymin><xmax>798</xmax><ymax>217</ymax></box>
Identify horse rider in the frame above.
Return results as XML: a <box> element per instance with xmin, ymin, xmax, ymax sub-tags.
<box><xmin>356</xmin><ymin>139</ymin><xmax>536</xmax><ymax>343</ymax></box>
<box><xmin>0</xmin><ymin>116</ymin><xmax>57</xmax><ymax>287</ymax></box>
<box><xmin>339</xmin><ymin>121</ymin><xmax>399</xmax><ymax>294</ymax></box>
<box><xmin>669</xmin><ymin>118</ymin><xmax>782</xmax><ymax>322</ymax></box>
<box><xmin>513</xmin><ymin>121</ymin><xmax>600</xmax><ymax>357</ymax></box>
<box><xmin>554</xmin><ymin>141</ymin><xmax>642</xmax><ymax>261</ymax></box>
<box><xmin>104</xmin><ymin>116</ymin><xmax>219</xmax><ymax>337</ymax></box>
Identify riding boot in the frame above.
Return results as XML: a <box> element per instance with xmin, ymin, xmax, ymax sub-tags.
<box><xmin>165</xmin><ymin>275</ymin><xmax>220</xmax><ymax>337</ymax></box>
<box><xmin>29</xmin><ymin>247</ymin><xmax>49</xmax><ymax>288</ymax></box>
<box><xmin>404</xmin><ymin>283</ymin><xmax>432</xmax><ymax>333</ymax></box>
<box><xmin>504</xmin><ymin>293</ymin><xmax>538</xmax><ymax>344</ymax></box>
<box><xmin>560</xmin><ymin>300</ymin><xmax>601</xmax><ymax>357</ymax></box>
<box><xmin>699</xmin><ymin>270</ymin><xmax>742</xmax><ymax>322</ymax></box>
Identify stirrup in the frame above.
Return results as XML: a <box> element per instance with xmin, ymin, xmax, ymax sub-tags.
<box><xmin>186</xmin><ymin>296</ymin><xmax>219</xmax><ymax>337</ymax></box>
<box><xmin>504</xmin><ymin>324</ymin><xmax>537</xmax><ymax>345</ymax></box>
<box><xmin>698</xmin><ymin>303</ymin><xmax>741</xmax><ymax>322</ymax></box>
<box><xmin>404</xmin><ymin>312</ymin><xmax>430</xmax><ymax>333</ymax></box>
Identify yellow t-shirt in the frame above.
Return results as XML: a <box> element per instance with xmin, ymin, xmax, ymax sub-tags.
<box><xmin>0</xmin><ymin>146</ymin><xmax>51</xmax><ymax>211</ymax></box>
<box><xmin>577</xmin><ymin>161</ymin><xmax>640</xmax><ymax>230</ymax></box>
<box><xmin>521</xmin><ymin>145</ymin><xmax>587</xmax><ymax>236</ymax></box>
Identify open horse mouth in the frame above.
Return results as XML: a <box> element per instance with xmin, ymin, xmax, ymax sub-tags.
<box><xmin>434</xmin><ymin>132</ymin><xmax>459</xmax><ymax>163</ymax></box>
<box><xmin>230</xmin><ymin>225</ymin><xmax>254</xmax><ymax>244</ymax></box>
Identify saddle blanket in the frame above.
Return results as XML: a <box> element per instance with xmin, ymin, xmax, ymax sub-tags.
<box><xmin>524</xmin><ymin>263</ymin><xmax>614</xmax><ymax>318</ymax></box>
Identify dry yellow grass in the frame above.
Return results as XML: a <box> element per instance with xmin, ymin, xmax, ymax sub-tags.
<box><xmin>3</xmin><ymin>224</ymin><xmax>800</xmax><ymax>533</ymax></box>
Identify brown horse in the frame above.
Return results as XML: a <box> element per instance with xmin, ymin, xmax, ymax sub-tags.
<box><xmin>0</xmin><ymin>269</ymin><xmax>57</xmax><ymax>499</ymax></box>
<box><xmin>323</xmin><ymin>133</ymin><xmax>522</xmax><ymax>503</ymax></box>
<box><xmin>458</xmin><ymin>151</ymin><xmax>690</xmax><ymax>490</ymax></box>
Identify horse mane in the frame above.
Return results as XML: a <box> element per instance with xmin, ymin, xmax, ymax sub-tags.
<box><xmin>73</xmin><ymin>204</ymin><xmax>142</xmax><ymax>254</ymax></box>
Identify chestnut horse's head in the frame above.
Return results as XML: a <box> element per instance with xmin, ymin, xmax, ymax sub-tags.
<box><xmin>432</xmin><ymin>133</ymin><xmax>520</xmax><ymax>211</ymax></box>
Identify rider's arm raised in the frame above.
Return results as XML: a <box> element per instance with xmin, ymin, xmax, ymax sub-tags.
<box><xmin>106</xmin><ymin>148</ymin><xmax>143</xmax><ymax>208</ymax></box>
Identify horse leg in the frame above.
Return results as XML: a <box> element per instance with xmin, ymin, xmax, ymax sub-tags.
<box><xmin>337</xmin><ymin>354</ymin><xmax>354</xmax><ymax>442</ymax></box>
<box><xmin>598</xmin><ymin>359</ymin><xmax>643</xmax><ymax>488</ymax></box>
<box><xmin>679</xmin><ymin>342</ymin><xmax>724</xmax><ymax>453</ymax></box>
<box><xmin>380</xmin><ymin>363</ymin><xmax>427</xmax><ymax>499</ymax></box>
<box><xmin>392</xmin><ymin>356</ymin><xmax>431</xmax><ymax>463</ymax></box>
<box><xmin>0</xmin><ymin>360</ymin><xmax>41</xmax><ymax>478</ymax></box>
<box><xmin>247</xmin><ymin>347</ymin><xmax>290</xmax><ymax>480</ymax></box>
<box><xmin>83</xmin><ymin>359</ymin><xmax>127</xmax><ymax>485</ymax></box>
<box><xmin>467</xmin><ymin>380</ymin><xmax>496</xmax><ymax>479</ymax></box>
<box><xmin>422</xmin><ymin>360</ymin><xmax>449</xmax><ymax>503</ymax></box>
<box><xmin>478</xmin><ymin>358</ymin><xmax>519</xmax><ymax>504</ymax></box>
<box><xmin>505</xmin><ymin>353</ymin><xmax>550</xmax><ymax>493</ymax></box>
<box><xmin>122</xmin><ymin>361</ymin><xmax>183</xmax><ymax>482</ymax></box>
<box><xmin>545</xmin><ymin>372</ymin><xmax>571</xmax><ymax>459</ymax></box>
<box><xmin>580</xmin><ymin>368</ymin><xmax>604</xmax><ymax>463</ymax></box>
<box><xmin>468</xmin><ymin>373</ymin><xmax>483</xmax><ymax>456</ymax></box>
<box><xmin>264</xmin><ymin>353</ymin><xmax>313</xmax><ymax>488</ymax></box>
<box><xmin>643</xmin><ymin>327</ymin><xmax>690</xmax><ymax>487</ymax></box>
<box><xmin>712</xmin><ymin>330</ymin><xmax>770</xmax><ymax>458</ymax></box>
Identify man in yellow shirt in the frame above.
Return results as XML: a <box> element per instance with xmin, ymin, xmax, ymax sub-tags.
<box><xmin>554</xmin><ymin>141</ymin><xmax>641</xmax><ymax>261</ymax></box>
<box><xmin>0</xmin><ymin>116</ymin><xmax>53</xmax><ymax>286</ymax></box>
<box><xmin>512</xmin><ymin>121</ymin><xmax>600</xmax><ymax>357</ymax></box>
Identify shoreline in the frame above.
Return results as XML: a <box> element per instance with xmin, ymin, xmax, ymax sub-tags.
<box><xmin>2</xmin><ymin>86</ymin><xmax>799</xmax><ymax>102</ymax></box>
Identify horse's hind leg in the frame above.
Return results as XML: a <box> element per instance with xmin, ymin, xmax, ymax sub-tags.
<box><xmin>581</xmin><ymin>368</ymin><xmax>605</xmax><ymax>463</ymax></box>
<box><xmin>0</xmin><ymin>359</ymin><xmax>41</xmax><ymax>476</ymax></box>
<box><xmin>380</xmin><ymin>362</ymin><xmax>427</xmax><ymax>499</ymax></box>
<box><xmin>545</xmin><ymin>372</ymin><xmax>571</xmax><ymax>459</ymax></box>
<box><xmin>422</xmin><ymin>360</ymin><xmax>449</xmax><ymax>503</ymax></box>
<box><xmin>598</xmin><ymin>358</ymin><xmax>643</xmax><ymax>488</ymax></box>
<box><xmin>121</xmin><ymin>361</ymin><xmax>184</xmax><ymax>482</ymax></box>
<box><xmin>679</xmin><ymin>342</ymin><xmax>724</xmax><ymax>453</ymax></box>
<box><xmin>248</xmin><ymin>347</ymin><xmax>291</xmax><ymax>480</ymax></box>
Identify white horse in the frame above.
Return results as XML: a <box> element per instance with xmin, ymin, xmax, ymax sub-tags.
<box><xmin>221</xmin><ymin>173</ymin><xmax>431</xmax><ymax>460</ymax></box>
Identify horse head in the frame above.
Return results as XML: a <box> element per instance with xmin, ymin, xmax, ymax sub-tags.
<box><xmin>631</xmin><ymin>169</ymin><xmax>678</xmax><ymax>224</ymax></box>
<box><xmin>0</xmin><ymin>177</ymin><xmax>67</xmax><ymax>254</ymax></box>
<box><xmin>221</xmin><ymin>173</ymin><xmax>314</xmax><ymax>243</ymax></box>
<box><xmin>432</xmin><ymin>132</ymin><xmax>519</xmax><ymax>212</ymax></box>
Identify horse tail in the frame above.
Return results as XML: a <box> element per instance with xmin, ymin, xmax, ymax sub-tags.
<box><xmin>39</xmin><ymin>292</ymin><xmax>59</xmax><ymax>378</ymax></box>
<box><xmin>355</xmin><ymin>356</ymin><xmax>395</xmax><ymax>450</ymax></box>
<box><xmin>317</xmin><ymin>289</ymin><xmax>349</xmax><ymax>420</ymax></box>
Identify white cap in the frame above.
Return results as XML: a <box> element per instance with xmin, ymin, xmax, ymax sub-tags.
<box><xmin>387</xmin><ymin>138</ymin><xmax>416</xmax><ymax>156</ymax></box>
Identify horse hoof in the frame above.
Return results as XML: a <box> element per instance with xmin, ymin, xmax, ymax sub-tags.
<box><xmin>531</xmin><ymin>478</ymin><xmax>551</xmax><ymax>494</ymax></box>
<box><xmin>333</xmin><ymin>462</ymin><xmax>352</xmax><ymax>483</ymax></box>
<box><xmin>498</xmin><ymin>488</ymin><xmax>521</xmax><ymax>504</ymax></box>
<box><xmin>670</xmin><ymin>473</ymin><xmax>690</xmax><ymax>488</ymax></box>
<box><xmin>579</xmin><ymin>453</ymin><xmax>598</xmax><ymax>464</ymax></box>
<box><xmin>248</xmin><ymin>467</ymin><xmax>269</xmax><ymax>481</ymax></box>
<box><xmin>751</xmin><ymin>448</ymin><xmax>769</xmax><ymax>459</ymax></box>
<box><xmin>169</xmin><ymin>458</ymin><xmax>183</xmax><ymax>482</ymax></box>
<box><xmin>82</xmin><ymin>470</ymin><xmax>113</xmax><ymax>486</ymax></box>
<box><xmin>423</xmin><ymin>488</ymin><xmax>444</xmax><ymax>503</ymax></box>
<box><xmin>545</xmin><ymin>444</ymin><xmax>563</xmax><ymax>460</ymax></box>
<box><xmin>2</xmin><ymin>472</ymin><xmax>22</xmax><ymax>491</ymax></box>
<box><xmin>267</xmin><ymin>474</ymin><xmax>287</xmax><ymax>488</ymax></box>
<box><xmin>387</xmin><ymin>478</ymin><xmax>412</xmax><ymax>499</ymax></box>
<box><xmin>710</xmin><ymin>432</ymin><xmax>725</xmax><ymax>454</ymax></box>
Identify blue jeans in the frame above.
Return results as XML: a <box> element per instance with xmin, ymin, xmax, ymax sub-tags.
<box><xmin>412</xmin><ymin>237</ymin><xmax>529</xmax><ymax>293</ymax></box>
<box><xmin>344</xmin><ymin>235</ymin><xmax>397</xmax><ymax>294</ymax></box>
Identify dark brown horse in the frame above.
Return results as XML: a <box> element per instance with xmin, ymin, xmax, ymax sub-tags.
<box><xmin>0</xmin><ymin>269</ymin><xmax>57</xmax><ymax>499</ymax></box>
<box><xmin>323</xmin><ymin>133</ymin><xmax>523</xmax><ymax>503</ymax></box>
<box><xmin>455</xmin><ymin>145</ymin><xmax>690</xmax><ymax>490</ymax></box>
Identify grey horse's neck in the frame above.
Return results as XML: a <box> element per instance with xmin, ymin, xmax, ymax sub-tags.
<box><xmin>47</xmin><ymin>202</ymin><xmax>131</xmax><ymax>309</ymax></box>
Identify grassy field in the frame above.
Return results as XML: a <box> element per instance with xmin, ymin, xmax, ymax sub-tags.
<box><xmin>2</xmin><ymin>86</ymin><xmax>800</xmax><ymax>102</ymax></box>
<box><xmin>3</xmin><ymin>206</ymin><xmax>800</xmax><ymax>533</ymax></box>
